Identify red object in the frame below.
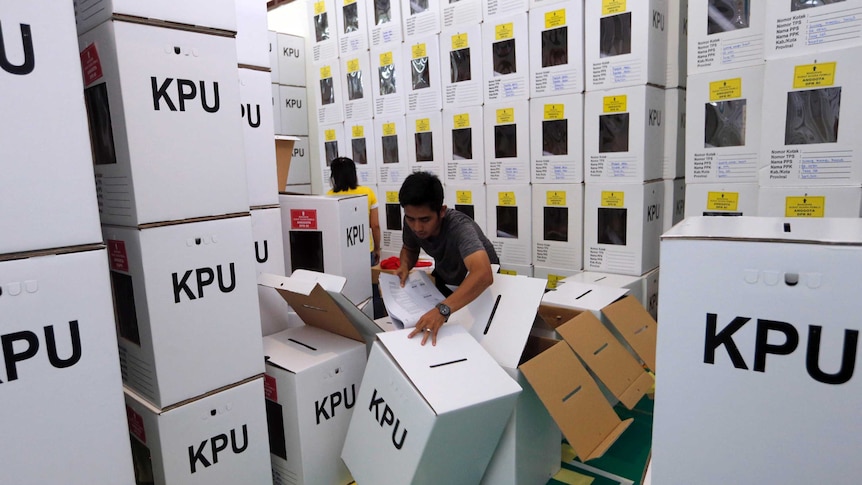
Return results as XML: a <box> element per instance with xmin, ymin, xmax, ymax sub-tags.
<box><xmin>379</xmin><ymin>257</ymin><xmax>433</xmax><ymax>269</ymax></box>
<box><xmin>290</xmin><ymin>209</ymin><xmax>318</xmax><ymax>230</ymax></box>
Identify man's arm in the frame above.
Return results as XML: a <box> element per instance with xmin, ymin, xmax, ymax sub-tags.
<box><xmin>370</xmin><ymin>207</ymin><xmax>382</xmax><ymax>265</ymax></box>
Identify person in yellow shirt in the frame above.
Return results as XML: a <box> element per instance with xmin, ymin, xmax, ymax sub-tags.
<box><xmin>326</xmin><ymin>157</ymin><xmax>382</xmax><ymax>265</ymax></box>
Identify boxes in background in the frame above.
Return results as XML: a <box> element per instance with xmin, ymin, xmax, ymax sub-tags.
<box><xmin>276</xmin><ymin>33</ymin><xmax>307</xmax><ymax>86</ymax></box>
<box><xmin>666</xmin><ymin>0</ymin><xmax>688</xmax><ymax>88</ymax></box>
<box><xmin>531</xmin><ymin>183</ymin><xmax>584</xmax><ymax>271</ymax></box>
<box><xmin>124</xmin><ymin>377</ymin><xmax>270</xmax><ymax>485</ymax></box>
<box><xmin>272</xmin><ymin>83</ymin><xmax>283</xmax><ymax>134</ymax></box>
<box><xmin>759</xmin><ymin>47</ymin><xmax>862</xmax><ymax>186</ymax></box>
<box><xmin>686</xmin><ymin>65</ymin><xmax>764</xmax><ymax>183</ymax></box>
<box><xmin>444</xmin><ymin>183</ymin><xmax>489</xmax><ymax>237</ymax></box>
<box><xmin>102</xmin><ymin>216</ymin><xmax>264</xmax><ymax>408</ymax></box>
<box><xmin>441</xmin><ymin>24</ymin><xmax>485</xmax><ymax>108</ymax></box>
<box><xmin>485</xmin><ymin>99</ymin><xmax>531</xmax><ymax>184</ymax></box>
<box><xmin>684</xmin><ymin>182</ymin><xmax>759</xmax><ymax>217</ymax></box>
<box><xmin>279</xmin><ymin>85</ymin><xmax>310</xmax><ymax>135</ymax></box>
<box><xmin>79</xmin><ymin>20</ymin><xmax>248</xmax><ymax>226</ymax></box>
<box><xmin>530</xmin><ymin>94</ymin><xmax>584</xmax><ymax>184</ymax></box>
<box><xmin>337</xmin><ymin>0</ymin><xmax>371</xmax><ymax>55</ymax></box>
<box><xmin>279</xmin><ymin>194</ymin><xmax>372</xmax><ymax>305</ymax></box>
<box><xmin>443</xmin><ymin>105</ymin><xmax>486</xmax><ymax>183</ymax></box>
<box><xmin>308</xmin><ymin>0</ymin><xmax>340</xmax><ymax>63</ymax></box>
<box><xmin>483</xmin><ymin>13</ymin><xmax>530</xmax><ymax>102</ymax></box>
<box><xmin>377</xmin><ymin>184</ymin><xmax>405</xmax><ymax>255</ymax></box>
<box><xmin>73</xmin><ymin>0</ymin><xmax>236</xmax><ymax>35</ymax></box>
<box><xmin>365</xmin><ymin>0</ymin><xmax>404</xmax><ymax>49</ymax></box>
<box><xmin>407</xmin><ymin>110</ymin><xmax>445</xmax><ymax>178</ymax></box>
<box><xmin>375</xmin><ymin>115</ymin><xmax>410</xmax><ymax>185</ymax></box>
<box><xmin>286</xmin><ymin>136</ymin><xmax>312</xmax><ymax>186</ymax></box>
<box><xmin>584</xmin><ymin>0</ymin><xmax>668</xmax><ymax>90</ymax></box>
<box><xmin>345</xmin><ymin>120</ymin><xmax>379</xmax><ymax>185</ymax></box>
<box><xmin>487</xmin><ymin>184</ymin><xmax>533</xmax><ymax>265</ymax></box>
<box><xmin>370</xmin><ymin>46</ymin><xmax>407</xmax><ymax>117</ymax></box>
<box><xmin>235</xmin><ymin>0</ymin><xmax>269</xmax><ymax>68</ymax></box>
<box><xmin>285</xmin><ymin>184</ymin><xmax>313</xmax><ymax>194</ymax></box>
<box><xmin>318</xmin><ymin>122</ymin><xmax>345</xmax><ymax>171</ymax></box>
<box><xmin>483</xmin><ymin>0</ymin><xmax>527</xmax><ymax>20</ymax></box>
<box><xmin>663</xmin><ymin>88</ymin><xmax>686</xmax><ymax>180</ymax></box>
<box><xmin>584</xmin><ymin>85</ymin><xmax>665</xmax><ymax>183</ymax></box>
<box><xmin>655</xmin><ymin>216</ymin><xmax>862</xmax><ymax>484</ymax></box>
<box><xmin>764</xmin><ymin>0</ymin><xmax>862</xmax><ymax>59</ymax></box>
<box><xmin>757</xmin><ymin>185</ymin><xmax>862</xmax><ymax>218</ymax></box>
<box><xmin>403</xmin><ymin>35</ymin><xmax>443</xmax><ymax>112</ymax></box>
<box><xmin>583</xmin><ymin>181</ymin><xmax>664</xmax><ymax>276</ymax></box>
<box><xmin>1</xmin><ymin>247</ymin><xmax>135</xmax><ymax>484</ymax></box>
<box><xmin>442</xmin><ymin>0</ymin><xmax>482</xmax><ymax>29</ymax></box>
<box><xmin>269</xmin><ymin>31</ymin><xmax>280</xmax><ymax>81</ymax></box>
<box><xmin>240</xmin><ymin>68</ymin><xmax>279</xmax><ymax>208</ymax></box>
<box><xmin>663</xmin><ymin>177</ymin><xmax>686</xmax><ymax>232</ymax></box>
<box><xmin>687</xmin><ymin>0</ymin><xmax>765</xmax><ymax>74</ymax></box>
<box><xmin>314</xmin><ymin>60</ymin><xmax>345</xmax><ymax>124</ymax></box>
<box><xmin>250</xmin><ymin>208</ymin><xmax>290</xmax><ymax>336</ymax></box>
<box><xmin>400</xmin><ymin>0</ymin><xmax>440</xmax><ymax>38</ymax></box>
<box><xmin>2</xmin><ymin>2</ymin><xmax>101</xmax><ymax>255</ymax></box>
<box><xmin>498</xmin><ymin>263</ymin><xmax>534</xmax><ymax>276</ymax></box>
<box><xmin>532</xmin><ymin>266</ymin><xmax>582</xmax><ymax>290</ymax></box>
<box><xmin>342</xmin><ymin>51</ymin><xmax>374</xmax><ymax>121</ymax></box>
<box><xmin>529</xmin><ymin>3</ymin><xmax>585</xmax><ymax>97</ymax></box>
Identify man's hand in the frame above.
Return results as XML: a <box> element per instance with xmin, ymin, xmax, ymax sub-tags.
<box><xmin>395</xmin><ymin>265</ymin><xmax>410</xmax><ymax>287</ymax></box>
<box><xmin>408</xmin><ymin>307</ymin><xmax>446</xmax><ymax>346</ymax></box>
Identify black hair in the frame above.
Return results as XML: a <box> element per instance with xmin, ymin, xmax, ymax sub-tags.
<box><xmin>399</xmin><ymin>171</ymin><xmax>444</xmax><ymax>212</ymax></box>
<box><xmin>330</xmin><ymin>157</ymin><xmax>358</xmax><ymax>192</ymax></box>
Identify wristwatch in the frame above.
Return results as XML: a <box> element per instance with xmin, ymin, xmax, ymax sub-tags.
<box><xmin>435</xmin><ymin>303</ymin><xmax>451</xmax><ymax>322</ymax></box>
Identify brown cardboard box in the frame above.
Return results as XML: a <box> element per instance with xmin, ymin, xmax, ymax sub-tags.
<box><xmin>275</xmin><ymin>136</ymin><xmax>299</xmax><ymax>191</ymax></box>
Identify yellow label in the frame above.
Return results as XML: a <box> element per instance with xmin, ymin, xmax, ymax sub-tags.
<box><xmin>601</xmin><ymin>191</ymin><xmax>625</xmax><ymax>207</ymax></box>
<box><xmin>415</xmin><ymin>118</ymin><xmax>431</xmax><ymax>132</ymax></box>
<box><xmin>709</xmin><ymin>78</ymin><xmax>742</xmax><ymax>101</ymax></box>
<box><xmin>785</xmin><ymin>196</ymin><xmax>826</xmax><ymax>217</ymax></box>
<box><xmin>547</xmin><ymin>274</ymin><xmax>566</xmax><ymax>290</ymax></box>
<box><xmin>496</xmin><ymin>108</ymin><xmax>515</xmax><ymax>124</ymax></box>
<box><xmin>495</xmin><ymin>23</ymin><xmax>514</xmax><ymax>41</ymax></box>
<box><xmin>382</xmin><ymin>122</ymin><xmax>396</xmax><ymax>136</ymax></box>
<box><xmin>351</xmin><ymin>125</ymin><xmax>364</xmax><ymax>138</ymax></box>
<box><xmin>453</xmin><ymin>113</ymin><xmax>470</xmax><ymax>128</ymax></box>
<box><xmin>379</xmin><ymin>51</ymin><xmax>393</xmax><ymax>66</ymax></box>
<box><xmin>546</xmin><ymin>191</ymin><xmax>567</xmax><ymax>206</ymax></box>
<box><xmin>543</xmin><ymin>104</ymin><xmax>565</xmax><ymax>120</ymax></box>
<box><xmin>498</xmin><ymin>192</ymin><xmax>517</xmax><ymax>206</ymax></box>
<box><xmin>602</xmin><ymin>0</ymin><xmax>626</xmax><ymax>15</ymax></box>
<box><xmin>500</xmin><ymin>269</ymin><xmax>518</xmax><ymax>275</ymax></box>
<box><xmin>386</xmin><ymin>191</ymin><xmax>399</xmax><ymax>203</ymax></box>
<box><xmin>603</xmin><ymin>95</ymin><xmax>627</xmax><ymax>113</ymax></box>
<box><xmin>793</xmin><ymin>62</ymin><xmax>837</xmax><ymax>89</ymax></box>
<box><xmin>324</xmin><ymin>129</ymin><xmax>337</xmax><ymax>142</ymax></box>
<box><xmin>706</xmin><ymin>192</ymin><xmax>739</xmax><ymax>211</ymax></box>
<box><xmin>320</xmin><ymin>65</ymin><xmax>332</xmax><ymax>79</ymax></box>
<box><xmin>451</xmin><ymin>33</ymin><xmax>468</xmax><ymax>50</ymax></box>
<box><xmin>346</xmin><ymin>58</ymin><xmax>360</xmax><ymax>73</ymax></box>
<box><xmin>344</xmin><ymin>0</ymin><xmax>356</xmax><ymax>4</ymax></box>
<box><xmin>314</xmin><ymin>1</ymin><xmax>326</xmax><ymax>15</ymax></box>
<box><xmin>545</xmin><ymin>9</ymin><xmax>566</xmax><ymax>29</ymax></box>
<box><xmin>411</xmin><ymin>43</ymin><xmax>427</xmax><ymax>59</ymax></box>
<box><xmin>456</xmin><ymin>190</ymin><xmax>473</xmax><ymax>204</ymax></box>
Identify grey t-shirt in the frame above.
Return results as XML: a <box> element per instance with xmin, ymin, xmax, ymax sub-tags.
<box><xmin>403</xmin><ymin>208</ymin><xmax>499</xmax><ymax>286</ymax></box>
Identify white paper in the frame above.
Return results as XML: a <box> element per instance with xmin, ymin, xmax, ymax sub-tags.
<box><xmin>378</xmin><ymin>271</ymin><xmax>445</xmax><ymax>328</ymax></box>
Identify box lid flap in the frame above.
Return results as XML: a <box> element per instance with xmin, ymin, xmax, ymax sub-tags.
<box><xmin>601</xmin><ymin>296</ymin><xmax>657</xmax><ymax>371</ymax></box>
<box><xmin>662</xmin><ymin>216</ymin><xmax>862</xmax><ymax>245</ymax></box>
<box><xmin>557</xmin><ymin>312</ymin><xmax>652</xmax><ymax>410</ymax></box>
<box><xmin>542</xmin><ymin>281</ymin><xmax>628</xmax><ymax>312</ymax></box>
<box><xmin>519</xmin><ymin>341</ymin><xmax>632</xmax><ymax>462</ymax></box>
<box><xmin>263</xmin><ymin>325</ymin><xmax>363</xmax><ymax>373</ymax></box>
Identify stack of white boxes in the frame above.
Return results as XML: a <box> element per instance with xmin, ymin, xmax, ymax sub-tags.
<box><xmin>1</xmin><ymin>2</ymin><xmax>134</xmax><ymax>482</ymax></box>
<box><xmin>75</xmin><ymin>2</ymin><xmax>271</xmax><ymax>483</ymax></box>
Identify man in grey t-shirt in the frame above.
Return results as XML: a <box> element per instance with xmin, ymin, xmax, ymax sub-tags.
<box><xmin>395</xmin><ymin>172</ymin><xmax>498</xmax><ymax>345</ymax></box>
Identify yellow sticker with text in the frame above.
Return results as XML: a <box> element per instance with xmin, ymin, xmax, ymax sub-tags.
<box><xmin>706</xmin><ymin>192</ymin><xmax>739</xmax><ymax>211</ymax></box>
<box><xmin>320</xmin><ymin>65</ymin><xmax>332</xmax><ymax>79</ymax></box>
<box><xmin>603</xmin><ymin>95</ymin><xmax>627</xmax><ymax>113</ymax></box>
<box><xmin>415</xmin><ymin>118</ymin><xmax>431</xmax><ymax>132</ymax></box>
<box><xmin>456</xmin><ymin>190</ymin><xmax>473</xmax><ymax>204</ymax></box>
<box><xmin>500</xmin><ymin>269</ymin><xmax>518</xmax><ymax>275</ymax></box>
<box><xmin>379</xmin><ymin>51</ymin><xmax>393</xmax><ymax>66</ymax></box>
<box><xmin>452</xmin><ymin>33</ymin><xmax>468</xmax><ymax>50</ymax></box>
<box><xmin>351</xmin><ymin>125</ymin><xmax>364</xmax><ymax>138</ymax></box>
<box><xmin>498</xmin><ymin>192</ymin><xmax>517</xmax><ymax>206</ymax></box>
<box><xmin>709</xmin><ymin>78</ymin><xmax>742</xmax><ymax>101</ymax></box>
<box><xmin>546</xmin><ymin>191</ymin><xmax>567</xmax><ymax>206</ymax></box>
<box><xmin>454</xmin><ymin>113</ymin><xmax>470</xmax><ymax>128</ymax></box>
<box><xmin>344</xmin><ymin>0</ymin><xmax>356</xmax><ymax>5</ymax></box>
<box><xmin>314</xmin><ymin>1</ymin><xmax>326</xmax><ymax>15</ymax></box>
<box><xmin>545</xmin><ymin>9</ymin><xmax>566</xmax><ymax>29</ymax></box>
<box><xmin>496</xmin><ymin>108</ymin><xmax>515</xmax><ymax>124</ymax></box>
<box><xmin>495</xmin><ymin>23</ymin><xmax>514</xmax><ymax>41</ymax></box>
<box><xmin>602</xmin><ymin>0</ymin><xmax>626</xmax><ymax>15</ymax></box>
<box><xmin>382</xmin><ymin>122</ymin><xmax>396</xmax><ymax>136</ymax></box>
<box><xmin>412</xmin><ymin>43</ymin><xmax>427</xmax><ymax>59</ymax></box>
<box><xmin>544</xmin><ymin>104</ymin><xmax>565</xmax><ymax>120</ymax></box>
<box><xmin>793</xmin><ymin>62</ymin><xmax>837</xmax><ymax>89</ymax></box>
<box><xmin>785</xmin><ymin>196</ymin><xmax>825</xmax><ymax>217</ymax></box>
<box><xmin>601</xmin><ymin>191</ymin><xmax>625</xmax><ymax>207</ymax></box>
<box><xmin>346</xmin><ymin>58</ymin><xmax>360</xmax><ymax>73</ymax></box>
<box><xmin>386</xmin><ymin>191</ymin><xmax>399</xmax><ymax>203</ymax></box>
<box><xmin>547</xmin><ymin>274</ymin><xmax>566</xmax><ymax>290</ymax></box>
<box><xmin>325</xmin><ymin>129</ymin><xmax>337</xmax><ymax>142</ymax></box>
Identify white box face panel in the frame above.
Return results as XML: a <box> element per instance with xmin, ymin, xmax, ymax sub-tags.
<box><xmin>309</xmin><ymin>0</ymin><xmax>340</xmax><ymax>63</ymax></box>
<box><xmin>486</xmin><ymin>184</ymin><xmax>533</xmax><ymax>265</ymax></box>
<box><xmin>287</xmin><ymin>136</ymin><xmax>312</xmax><ymax>186</ymax></box>
<box><xmin>2</xmin><ymin>248</ymin><xmax>135</xmax><ymax>485</ymax></box>
<box><xmin>765</xmin><ymin>0</ymin><xmax>862</xmax><ymax>59</ymax></box>
<box><xmin>441</xmin><ymin>24</ymin><xmax>485</xmax><ymax>108</ymax></box>
<box><xmin>375</xmin><ymin>115</ymin><xmax>411</xmax><ymax>185</ymax></box>
<box><xmin>272</xmin><ymin>83</ymin><xmax>283</xmax><ymax>134</ymax></box>
<box><xmin>531</xmin><ymin>184</ymin><xmax>584</xmax><ymax>271</ymax></box>
<box><xmin>314</xmin><ymin>60</ymin><xmax>346</xmax><ymax>125</ymax></box>
<box><xmin>407</xmin><ymin>111</ymin><xmax>445</xmax><ymax>178</ymax></box>
<box><xmin>663</xmin><ymin>177</ymin><xmax>686</xmax><ymax>233</ymax></box>
<box><xmin>279</xmin><ymin>85</ymin><xmax>310</xmax><ymax>136</ymax></box>
<box><xmin>269</xmin><ymin>31</ymin><xmax>279</xmax><ymax>81</ymax></box>
<box><xmin>79</xmin><ymin>21</ymin><xmax>249</xmax><ymax>226</ymax></box>
<box><xmin>483</xmin><ymin>14</ymin><xmax>530</xmax><ymax>103</ymax></box>
<box><xmin>530</xmin><ymin>95</ymin><xmax>584</xmax><ymax>184</ymax></box>
<box><xmin>666</xmin><ymin>0</ymin><xmax>688</xmax><ymax>88</ymax></box>
<box><xmin>319</xmin><ymin>123</ymin><xmax>346</xmax><ymax>179</ymax></box>
<box><xmin>655</xmin><ymin>217</ymin><xmax>862</xmax><ymax>485</ymax></box>
<box><xmin>403</xmin><ymin>35</ymin><xmax>443</xmax><ymax>112</ymax></box>
<box><xmin>342</xmin><ymin>51</ymin><xmax>375</xmax><ymax>121</ymax></box>
<box><xmin>443</xmin><ymin>106</ymin><xmax>486</xmax><ymax>183</ymax></box>
<box><xmin>684</xmin><ymin>182</ymin><xmax>759</xmax><ymax>217</ymax></box>
<box><xmin>529</xmin><ymin>4</ymin><xmax>585</xmax><ymax>97</ymax></box>
<box><xmin>484</xmin><ymin>100</ymin><xmax>531</xmax><ymax>184</ymax></box>
<box><xmin>236</xmin><ymin>0</ymin><xmax>270</xmax><ymax>68</ymax></box>
<box><xmin>663</xmin><ymin>88</ymin><xmax>686</xmax><ymax>180</ymax></box>
<box><xmin>276</xmin><ymin>33</ymin><xmax>307</xmax><ymax>87</ymax></box>
<box><xmin>757</xmin><ymin>186</ymin><xmax>862</xmax><ymax>218</ymax></box>
<box><xmin>759</xmin><ymin>48</ymin><xmax>862</xmax><ymax>187</ymax></box>
<box><xmin>74</xmin><ymin>0</ymin><xmax>237</xmax><ymax>35</ymax></box>
<box><xmin>400</xmin><ymin>0</ymin><xmax>441</xmax><ymax>38</ymax></box>
<box><xmin>337</xmin><ymin>0</ymin><xmax>371</xmax><ymax>55</ymax></box>
<box><xmin>345</xmin><ymin>120</ymin><xmax>379</xmax><ymax>185</ymax></box>
<box><xmin>251</xmin><ymin>208</ymin><xmax>289</xmax><ymax>336</ymax></box>
<box><xmin>442</xmin><ymin>0</ymin><xmax>482</xmax><ymax>30</ymax></box>
<box><xmin>370</xmin><ymin>47</ymin><xmax>407</xmax><ymax>117</ymax></box>
<box><xmin>366</xmin><ymin>0</ymin><xmax>404</xmax><ymax>49</ymax></box>
<box><xmin>2</xmin><ymin>2</ymin><xmax>102</xmax><ymax>254</ymax></box>
<box><xmin>377</xmin><ymin>185</ymin><xmax>405</xmax><ymax>254</ymax></box>
<box><xmin>686</xmin><ymin>66</ymin><xmax>764</xmax><ymax>183</ymax></box>
<box><xmin>483</xmin><ymin>0</ymin><xmax>528</xmax><ymax>20</ymax></box>
<box><xmin>240</xmin><ymin>69</ymin><xmax>279</xmax><ymax>208</ymax></box>
<box><xmin>687</xmin><ymin>0</ymin><xmax>766</xmax><ymax>74</ymax></box>
<box><xmin>444</xmin><ymin>184</ymin><xmax>489</xmax><ymax>237</ymax></box>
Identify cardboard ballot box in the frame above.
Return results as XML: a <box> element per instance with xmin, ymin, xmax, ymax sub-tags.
<box><xmin>655</xmin><ymin>216</ymin><xmax>862</xmax><ymax>485</ymax></box>
<box><xmin>74</xmin><ymin>0</ymin><xmax>237</xmax><ymax>36</ymax></box>
<box><xmin>250</xmin><ymin>208</ymin><xmax>290</xmax><ymax>336</ymax></box>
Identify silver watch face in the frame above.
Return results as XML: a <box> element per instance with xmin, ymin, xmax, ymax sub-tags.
<box><xmin>437</xmin><ymin>303</ymin><xmax>451</xmax><ymax>316</ymax></box>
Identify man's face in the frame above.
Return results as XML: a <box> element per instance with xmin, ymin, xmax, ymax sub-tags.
<box><xmin>403</xmin><ymin>204</ymin><xmax>446</xmax><ymax>240</ymax></box>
